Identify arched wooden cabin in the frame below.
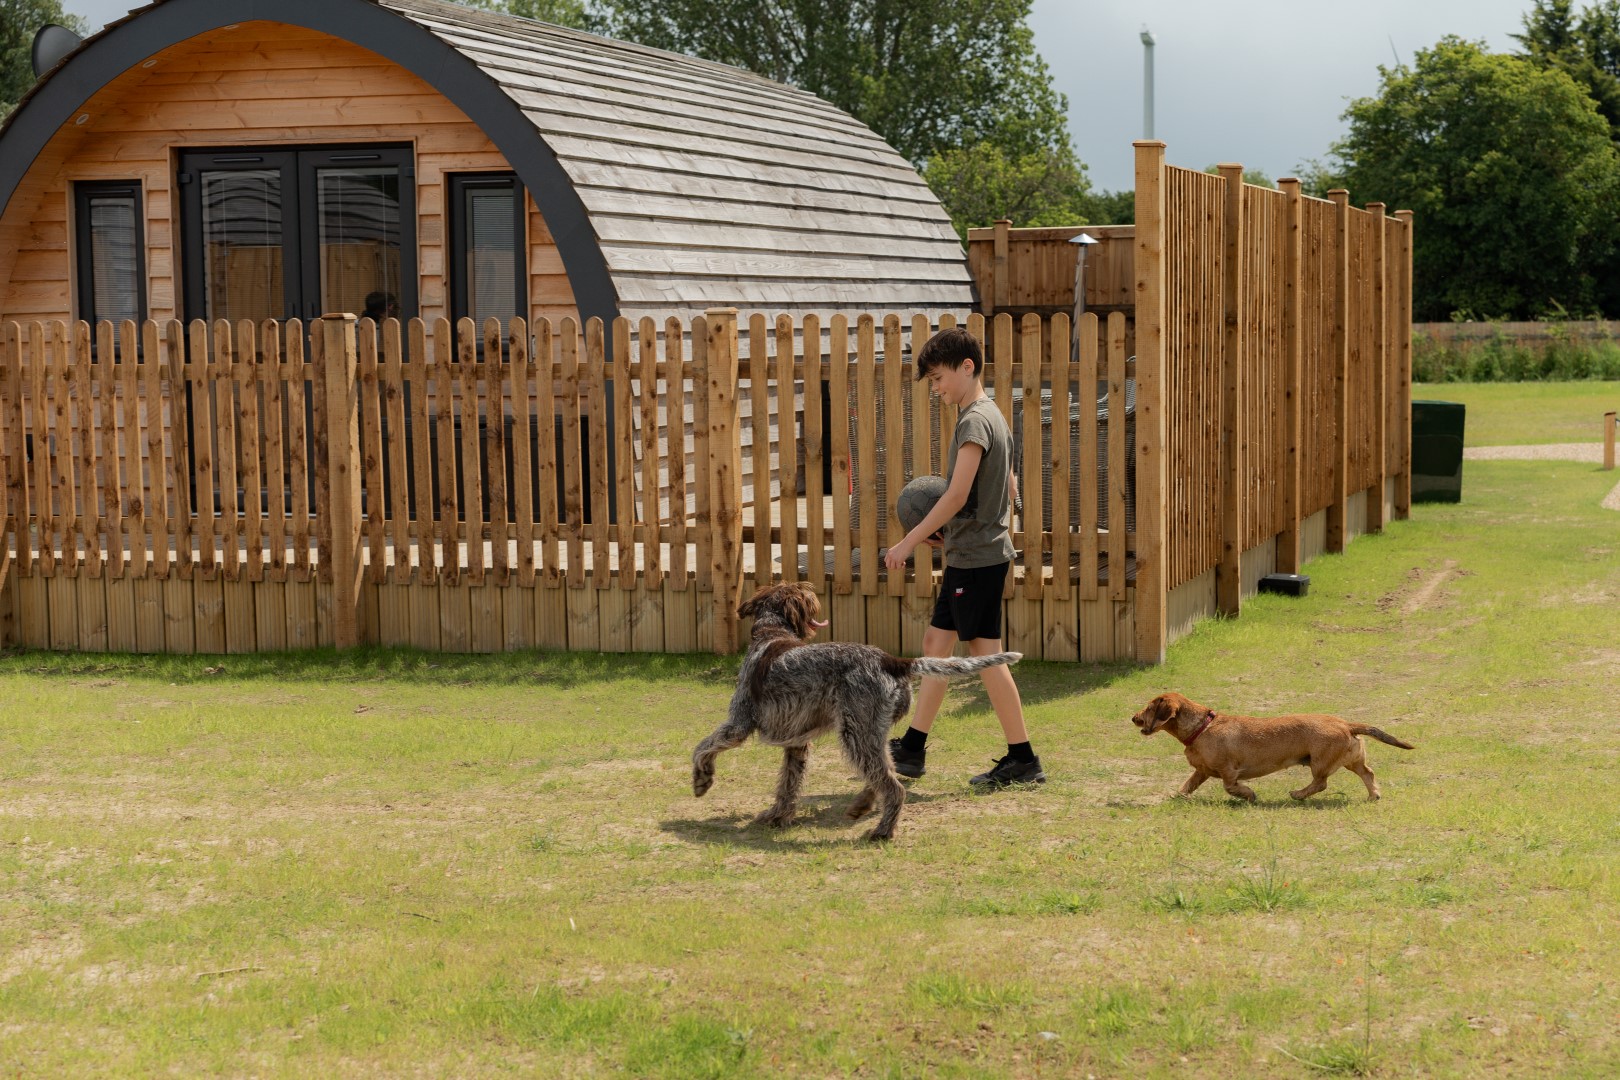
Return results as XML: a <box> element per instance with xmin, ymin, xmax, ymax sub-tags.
<box><xmin>0</xmin><ymin>0</ymin><xmax>974</xmax><ymax>334</ymax></box>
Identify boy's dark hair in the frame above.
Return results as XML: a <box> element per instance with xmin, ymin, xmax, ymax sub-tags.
<box><xmin>914</xmin><ymin>326</ymin><xmax>983</xmax><ymax>381</ymax></box>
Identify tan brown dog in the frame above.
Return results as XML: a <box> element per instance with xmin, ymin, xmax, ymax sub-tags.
<box><xmin>1130</xmin><ymin>692</ymin><xmax>1414</xmax><ymax>802</ymax></box>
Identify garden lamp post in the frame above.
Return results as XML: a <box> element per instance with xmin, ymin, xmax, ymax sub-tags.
<box><xmin>1140</xmin><ymin>28</ymin><xmax>1156</xmax><ymax>139</ymax></box>
<box><xmin>1070</xmin><ymin>232</ymin><xmax>1098</xmax><ymax>361</ymax></box>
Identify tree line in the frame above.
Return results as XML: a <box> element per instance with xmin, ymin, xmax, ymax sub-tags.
<box><xmin>1314</xmin><ymin>0</ymin><xmax>1620</xmax><ymax>321</ymax></box>
<box><xmin>454</xmin><ymin>0</ymin><xmax>1620</xmax><ymax>324</ymax></box>
<box><xmin>6</xmin><ymin>0</ymin><xmax>1618</xmax><ymax>319</ymax></box>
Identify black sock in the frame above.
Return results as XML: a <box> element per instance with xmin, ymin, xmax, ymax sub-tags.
<box><xmin>900</xmin><ymin>727</ymin><xmax>929</xmax><ymax>753</ymax></box>
<box><xmin>1006</xmin><ymin>741</ymin><xmax>1035</xmax><ymax>762</ymax></box>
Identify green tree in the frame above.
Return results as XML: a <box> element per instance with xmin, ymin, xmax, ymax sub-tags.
<box><xmin>593</xmin><ymin>0</ymin><xmax>1090</xmax><ymax>236</ymax></box>
<box><xmin>1290</xmin><ymin>156</ymin><xmax>1347</xmax><ymax>199</ymax></box>
<box><xmin>1331</xmin><ymin>37</ymin><xmax>1620</xmax><ymax>320</ymax></box>
<box><xmin>1512</xmin><ymin>1</ymin><xmax>1620</xmax><ymax>314</ymax></box>
<box><xmin>1512</xmin><ymin>0</ymin><xmax>1620</xmax><ymax>143</ymax></box>
<box><xmin>1</xmin><ymin>0</ymin><xmax>86</xmax><ymax>118</ymax></box>
<box><xmin>921</xmin><ymin>142</ymin><xmax>1088</xmax><ymax>240</ymax></box>
<box><xmin>453</xmin><ymin>0</ymin><xmax>598</xmax><ymax>29</ymax></box>
<box><xmin>1075</xmin><ymin>187</ymin><xmax>1134</xmax><ymax>226</ymax></box>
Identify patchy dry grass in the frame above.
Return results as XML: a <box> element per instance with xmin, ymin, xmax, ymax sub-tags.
<box><xmin>1</xmin><ymin>456</ymin><xmax>1617</xmax><ymax>1077</ymax></box>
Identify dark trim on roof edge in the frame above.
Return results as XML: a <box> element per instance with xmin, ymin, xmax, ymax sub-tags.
<box><xmin>0</xmin><ymin>0</ymin><xmax>619</xmax><ymax>325</ymax></box>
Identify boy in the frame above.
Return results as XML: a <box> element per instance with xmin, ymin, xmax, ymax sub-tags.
<box><xmin>883</xmin><ymin>327</ymin><xmax>1044</xmax><ymax>789</ymax></box>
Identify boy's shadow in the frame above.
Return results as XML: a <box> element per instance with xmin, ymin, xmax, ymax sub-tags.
<box><xmin>661</xmin><ymin>789</ymin><xmax>951</xmax><ymax>850</ymax></box>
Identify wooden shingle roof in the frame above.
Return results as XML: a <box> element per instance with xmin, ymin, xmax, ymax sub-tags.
<box><xmin>378</xmin><ymin>0</ymin><xmax>976</xmax><ymax>323</ymax></box>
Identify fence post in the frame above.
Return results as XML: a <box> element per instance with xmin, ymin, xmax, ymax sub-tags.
<box><xmin>1133</xmin><ymin>141</ymin><xmax>1168</xmax><ymax>664</ymax></box>
<box><xmin>1326</xmin><ymin>190</ymin><xmax>1351</xmax><ymax>553</ymax></box>
<box><xmin>1604</xmin><ymin>411</ymin><xmax>1616</xmax><ymax>470</ymax></box>
<box><xmin>705</xmin><ymin>308</ymin><xmax>743</xmax><ymax>654</ymax></box>
<box><xmin>0</xmin><ymin>559</ymin><xmax>10</xmax><ymax>648</ymax></box>
<box><xmin>1217</xmin><ymin>163</ymin><xmax>1245</xmax><ymax>616</ymax></box>
<box><xmin>1367</xmin><ymin>201</ymin><xmax>1388</xmax><ymax>533</ymax></box>
<box><xmin>321</xmin><ymin>314</ymin><xmax>365</xmax><ymax>648</ymax></box>
<box><xmin>1393</xmin><ymin>209</ymin><xmax>1415</xmax><ymax>518</ymax></box>
<box><xmin>992</xmin><ymin>218</ymin><xmax>1011</xmax><ymax>315</ymax></box>
<box><xmin>0</xmin><ymin>321</ymin><xmax>12</xmax><ymax>647</ymax></box>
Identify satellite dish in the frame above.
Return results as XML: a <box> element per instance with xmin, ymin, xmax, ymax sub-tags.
<box><xmin>31</xmin><ymin>24</ymin><xmax>84</xmax><ymax>78</ymax></box>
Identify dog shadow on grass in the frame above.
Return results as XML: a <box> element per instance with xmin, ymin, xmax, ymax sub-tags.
<box><xmin>660</xmin><ymin>789</ymin><xmax>954</xmax><ymax>850</ymax></box>
<box><xmin>1103</xmin><ymin>788</ymin><xmax>1364</xmax><ymax>812</ymax></box>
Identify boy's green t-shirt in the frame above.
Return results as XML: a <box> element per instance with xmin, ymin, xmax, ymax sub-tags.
<box><xmin>943</xmin><ymin>397</ymin><xmax>1016</xmax><ymax>568</ymax></box>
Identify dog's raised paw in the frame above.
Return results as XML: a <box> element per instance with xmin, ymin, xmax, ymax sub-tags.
<box><xmin>692</xmin><ymin>773</ymin><xmax>714</xmax><ymax>798</ymax></box>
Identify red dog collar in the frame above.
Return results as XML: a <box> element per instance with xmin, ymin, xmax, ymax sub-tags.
<box><xmin>1186</xmin><ymin>710</ymin><xmax>1216</xmax><ymax>745</ymax></box>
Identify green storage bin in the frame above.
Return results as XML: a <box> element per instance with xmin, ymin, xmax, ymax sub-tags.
<box><xmin>1411</xmin><ymin>400</ymin><xmax>1465</xmax><ymax>503</ymax></box>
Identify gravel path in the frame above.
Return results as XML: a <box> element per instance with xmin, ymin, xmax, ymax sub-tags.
<box><xmin>1464</xmin><ymin>442</ymin><xmax>1606</xmax><ymax>462</ymax></box>
<box><xmin>1465</xmin><ymin>443</ymin><xmax>1620</xmax><ymax>510</ymax></box>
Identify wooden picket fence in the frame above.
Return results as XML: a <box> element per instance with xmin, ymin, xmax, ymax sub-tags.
<box><xmin>0</xmin><ymin>143</ymin><xmax>1416</xmax><ymax>663</ymax></box>
<box><xmin>0</xmin><ymin>309</ymin><xmax>1140</xmax><ymax>660</ymax></box>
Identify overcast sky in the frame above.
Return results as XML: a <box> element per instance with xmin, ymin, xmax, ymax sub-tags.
<box><xmin>64</xmin><ymin>0</ymin><xmax>1542</xmax><ymax>192</ymax></box>
<box><xmin>1028</xmin><ymin>0</ymin><xmax>1541</xmax><ymax>192</ymax></box>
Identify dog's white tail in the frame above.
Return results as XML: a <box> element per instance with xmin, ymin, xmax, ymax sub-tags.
<box><xmin>909</xmin><ymin>652</ymin><xmax>1022</xmax><ymax>678</ymax></box>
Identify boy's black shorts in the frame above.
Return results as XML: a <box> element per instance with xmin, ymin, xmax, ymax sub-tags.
<box><xmin>930</xmin><ymin>562</ymin><xmax>1009</xmax><ymax>642</ymax></box>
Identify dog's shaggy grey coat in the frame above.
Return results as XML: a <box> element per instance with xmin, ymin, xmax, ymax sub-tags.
<box><xmin>691</xmin><ymin>582</ymin><xmax>1022</xmax><ymax>841</ymax></box>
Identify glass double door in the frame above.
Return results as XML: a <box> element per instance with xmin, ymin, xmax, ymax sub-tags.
<box><xmin>179</xmin><ymin>145</ymin><xmax>417</xmax><ymax>325</ymax></box>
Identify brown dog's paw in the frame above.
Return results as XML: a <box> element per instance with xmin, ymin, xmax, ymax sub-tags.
<box><xmin>846</xmin><ymin>798</ymin><xmax>876</xmax><ymax>820</ymax></box>
<box><xmin>865</xmin><ymin>826</ymin><xmax>894</xmax><ymax>842</ymax></box>
<box><xmin>692</xmin><ymin>771</ymin><xmax>714</xmax><ymax>798</ymax></box>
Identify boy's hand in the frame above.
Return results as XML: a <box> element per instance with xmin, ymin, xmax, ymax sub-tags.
<box><xmin>885</xmin><ymin>540</ymin><xmax>915</xmax><ymax>571</ymax></box>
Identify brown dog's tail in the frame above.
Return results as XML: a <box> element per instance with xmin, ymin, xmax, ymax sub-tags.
<box><xmin>1348</xmin><ymin>724</ymin><xmax>1415</xmax><ymax>750</ymax></box>
<box><xmin>908</xmin><ymin>652</ymin><xmax>1023</xmax><ymax>679</ymax></box>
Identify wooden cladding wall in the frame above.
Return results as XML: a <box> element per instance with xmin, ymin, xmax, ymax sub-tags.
<box><xmin>0</xmin><ymin>311</ymin><xmax>1139</xmax><ymax>661</ymax></box>
<box><xmin>0</xmin><ymin>22</ymin><xmax>578</xmax><ymax>332</ymax></box>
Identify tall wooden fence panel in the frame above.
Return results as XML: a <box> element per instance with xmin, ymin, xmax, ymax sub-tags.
<box><xmin>1242</xmin><ymin>183</ymin><xmax>1288</xmax><ymax>549</ymax></box>
<box><xmin>1162</xmin><ymin>166</ymin><xmax>1226</xmax><ymax>591</ymax></box>
<box><xmin>1300</xmin><ymin>196</ymin><xmax>1340</xmax><ymax>523</ymax></box>
<box><xmin>1148</xmin><ymin>163</ymin><xmax>1408</xmax><ymax>612</ymax></box>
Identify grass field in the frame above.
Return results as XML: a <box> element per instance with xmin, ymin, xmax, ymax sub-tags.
<box><xmin>1414</xmin><ymin>379</ymin><xmax>1620</xmax><ymax>446</ymax></box>
<box><xmin>2</xmin><ymin>398</ymin><xmax>1618</xmax><ymax>1076</ymax></box>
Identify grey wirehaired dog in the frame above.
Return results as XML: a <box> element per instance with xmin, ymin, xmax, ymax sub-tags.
<box><xmin>691</xmin><ymin>582</ymin><xmax>1022</xmax><ymax>841</ymax></box>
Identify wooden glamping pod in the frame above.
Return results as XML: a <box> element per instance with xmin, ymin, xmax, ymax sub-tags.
<box><xmin>0</xmin><ymin>0</ymin><xmax>974</xmax><ymax>330</ymax></box>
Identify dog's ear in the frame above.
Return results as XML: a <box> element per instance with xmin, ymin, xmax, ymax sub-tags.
<box><xmin>737</xmin><ymin>593</ymin><xmax>759</xmax><ymax>620</ymax></box>
<box><xmin>786</xmin><ymin>585</ymin><xmax>818</xmax><ymax>637</ymax></box>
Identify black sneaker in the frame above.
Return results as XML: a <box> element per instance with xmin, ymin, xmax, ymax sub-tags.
<box><xmin>888</xmin><ymin>738</ymin><xmax>926</xmax><ymax>779</ymax></box>
<box><xmin>969</xmin><ymin>754</ymin><xmax>1046</xmax><ymax>789</ymax></box>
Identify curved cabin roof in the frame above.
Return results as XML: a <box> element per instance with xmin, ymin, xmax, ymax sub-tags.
<box><xmin>0</xmin><ymin>0</ymin><xmax>975</xmax><ymax>325</ymax></box>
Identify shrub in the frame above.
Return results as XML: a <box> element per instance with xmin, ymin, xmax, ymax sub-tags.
<box><xmin>1410</xmin><ymin>323</ymin><xmax>1620</xmax><ymax>381</ymax></box>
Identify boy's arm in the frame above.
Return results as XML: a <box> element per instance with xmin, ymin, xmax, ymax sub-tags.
<box><xmin>884</xmin><ymin>443</ymin><xmax>983</xmax><ymax>570</ymax></box>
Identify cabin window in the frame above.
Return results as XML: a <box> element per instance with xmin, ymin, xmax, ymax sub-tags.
<box><xmin>449</xmin><ymin>173</ymin><xmax>527</xmax><ymax>335</ymax></box>
<box><xmin>74</xmin><ymin>181</ymin><xmax>147</xmax><ymax>330</ymax></box>
<box><xmin>178</xmin><ymin>146</ymin><xmax>417</xmax><ymax>325</ymax></box>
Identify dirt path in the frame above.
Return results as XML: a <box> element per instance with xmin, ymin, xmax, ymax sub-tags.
<box><xmin>1464</xmin><ymin>443</ymin><xmax>1620</xmax><ymax>510</ymax></box>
